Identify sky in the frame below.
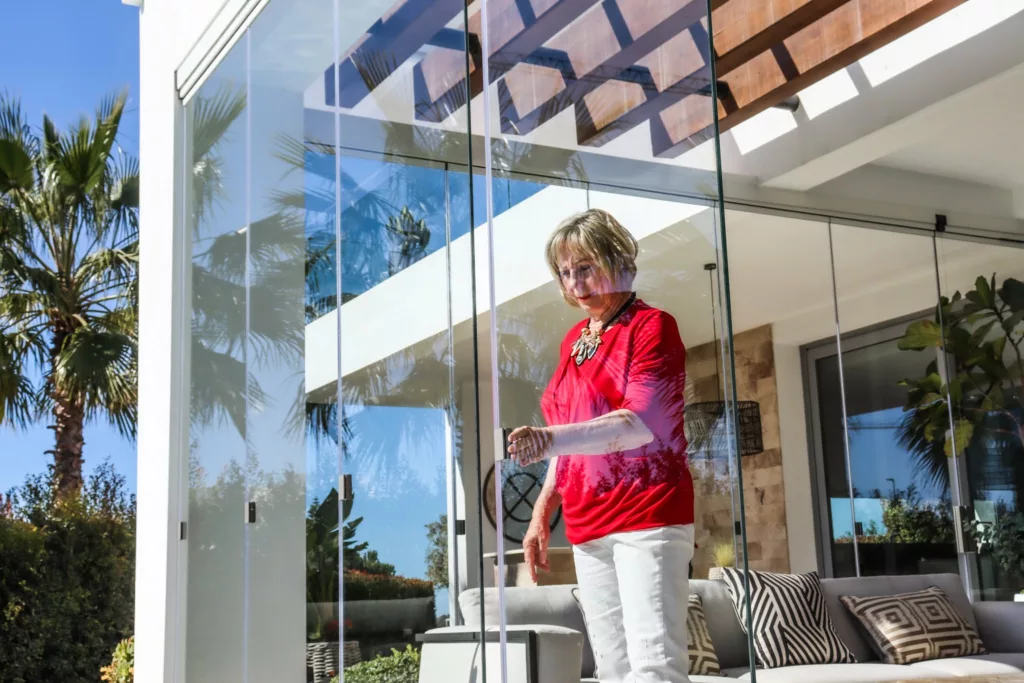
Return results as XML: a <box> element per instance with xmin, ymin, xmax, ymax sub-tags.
<box><xmin>0</xmin><ymin>1</ymin><xmax>140</xmax><ymax>494</ymax></box>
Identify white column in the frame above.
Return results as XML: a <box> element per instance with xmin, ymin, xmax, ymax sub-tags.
<box><xmin>135</xmin><ymin>1</ymin><xmax>186</xmax><ymax>681</ymax></box>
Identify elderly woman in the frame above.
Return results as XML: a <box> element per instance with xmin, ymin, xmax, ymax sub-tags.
<box><xmin>509</xmin><ymin>209</ymin><xmax>694</xmax><ymax>683</ymax></box>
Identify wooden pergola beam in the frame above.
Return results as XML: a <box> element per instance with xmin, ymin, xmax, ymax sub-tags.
<box><xmin>497</xmin><ymin>0</ymin><xmax>708</xmax><ymax>137</ymax></box>
<box><xmin>575</xmin><ymin>0</ymin><xmax>850</xmax><ymax>148</ymax></box>
<box><xmin>652</xmin><ymin>0</ymin><xmax>969</xmax><ymax>157</ymax></box>
<box><xmin>327</xmin><ymin>0</ymin><xmax>465</xmax><ymax>109</ymax></box>
<box><xmin>413</xmin><ymin>0</ymin><xmax>603</xmax><ymax>122</ymax></box>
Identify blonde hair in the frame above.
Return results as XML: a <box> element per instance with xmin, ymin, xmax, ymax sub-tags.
<box><xmin>545</xmin><ymin>209</ymin><xmax>639</xmax><ymax>308</ymax></box>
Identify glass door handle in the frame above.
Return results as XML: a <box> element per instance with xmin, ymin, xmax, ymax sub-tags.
<box><xmin>952</xmin><ymin>505</ymin><xmax>971</xmax><ymax>554</ymax></box>
<box><xmin>498</xmin><ymin>427</ymin><xmax>513</xmax><ymax>460</ymax></box>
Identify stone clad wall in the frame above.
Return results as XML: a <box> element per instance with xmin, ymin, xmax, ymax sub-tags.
<box><xmin>687</xmin><ymin>325</ymin><xmax>791</xmax><ymax>576</ymax></box>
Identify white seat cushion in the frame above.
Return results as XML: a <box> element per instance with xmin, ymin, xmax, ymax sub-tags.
<box><xmin>907</xmin><ymin>653</ymin><xmax>1024</xmax><ymax>677</ymax></box>
<box><xmin>585</xmin><ymin>678</ymin><xmax>739</xmax><ymax>683</ymax></box>
<box><xmin>735</xmin><ymin>663</ymin><xmax>947</xmax><ymax>682</ymax></box>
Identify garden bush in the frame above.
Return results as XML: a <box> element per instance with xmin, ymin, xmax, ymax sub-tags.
<box><xmin>331</xmin><ymin>645</ymin><xmax>421</xmax><ymax>683</ymax></box>
<box><xmin>0</xmin><ymin>464</ymin><xmax>135</xmax><ymax>683</ymax></box>
<box><xmin>343</xmin><ymin>570</ymin><xmax>434</xmax><ymax>601</ymax></box>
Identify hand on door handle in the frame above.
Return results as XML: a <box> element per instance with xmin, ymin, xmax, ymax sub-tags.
<box><xmin>507</xmin><ymin>426</ymin><xmax>555</xmax><ymax>466</ymax></box>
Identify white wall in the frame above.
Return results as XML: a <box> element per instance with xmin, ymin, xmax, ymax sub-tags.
<box><xmin>774</xmin><ymin>343</ymin><xmax>819</xmax><ymax>574</ymax></box>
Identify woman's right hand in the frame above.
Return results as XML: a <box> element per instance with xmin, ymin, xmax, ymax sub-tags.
<box><xmin>522</xmin><ymin>519</ymin><xmax>551</xmax><ymax>583</ymax></box>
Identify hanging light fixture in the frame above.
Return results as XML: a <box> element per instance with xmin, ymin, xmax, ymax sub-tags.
<box><xmin>684</xmin><ymin>263</ymin><xmax>764</xmax><ymax>458</ymax></box>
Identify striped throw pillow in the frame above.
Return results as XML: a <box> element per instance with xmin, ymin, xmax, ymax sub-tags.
<box><xmin>722</xmin><ymin>569</ymin><xmax>857</xmax><ymax>669</ymax></box>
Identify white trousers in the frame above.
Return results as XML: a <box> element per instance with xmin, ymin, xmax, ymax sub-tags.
<box><xmin>573</xmin><ymin>524</ymin><xmax>694</xmax><ymax>683</ymax></box>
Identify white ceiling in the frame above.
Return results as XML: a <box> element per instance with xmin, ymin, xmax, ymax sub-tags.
<box><xmin>874</xmin><ymin>56</ymin><xmax>1024</xmax><ymax>190</ymax></box>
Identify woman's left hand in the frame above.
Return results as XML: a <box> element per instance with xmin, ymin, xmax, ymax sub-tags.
<box><xmin>508</xmin><ymin>426</ymin><xmax>555</xmax><ymax>466</ymax></box>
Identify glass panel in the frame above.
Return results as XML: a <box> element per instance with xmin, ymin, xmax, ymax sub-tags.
<box><xmin>248</xmin><ymin>2</ymin><xmax>336</xmax><ymax>679</ymax></box>
<box><xmin>329</xmin><ymin>1</ymin><xmax>474</xmax><ymax>679</ymax></box>
<box><xmin>478</xmin><ymin>0</ymin><xmax>755</xmax><ymax>679</ymax></box>
<box><xmin>936</xmin><ymin>234</ymin><xmax>1024</xmax><ymax>601</ymax></box>
<box><xmin>722</xmin><ymin>210</ymin><xmax>836</xmax><ymax>578</ymax></box>
<box><xmin>830</xmin><ymin>222</ymin><xmax>958</xmax><ymax>579</ymax></box>
<box><xmin>184</xmin><ymin>41</ymin><xmax>248</xmax><ymax>683</ymax></box>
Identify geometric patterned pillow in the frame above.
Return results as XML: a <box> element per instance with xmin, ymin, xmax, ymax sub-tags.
<box><xmin>687</xmin><ymin>592</ymin><xmax>721</xmax><ymax>676</ymax></box>
<box><xmin>570</xmin><ymin>587</ymin><xmax>721</xmax><ymax>677</ymax></box>
<box><xmin>722</xmin><ymin>569</ymin><xmax>857</xmax><ymax>669</ymax></box>
<box><xmin>840</xmin><ymin>587</ymin><xmax>987</xmax><ymax>665</ymax></box>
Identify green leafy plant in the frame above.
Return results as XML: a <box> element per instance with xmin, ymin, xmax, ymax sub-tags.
<box><xmin>898</xmin><ymin>274</ymin><xmax>1024</xmax><ymax>495</ymax></box>
<box><xmin>0</xmin><ymin>92</ymin><xmax>138</xmax><ymax>498</ymax></box>
<box><xmin>424</xmin><ymin>513</ymin><xmax>448</xmax><ymax>588</ymax></box>
<box><xmin>972</xmin><ymin>511</ymin><xmax>1024</xmax><ymax>575</ymax></box>
<box><xmin>100</xmin><ymin>637</ymin><xmax>133</xmax><ymax>683</ymax></box>
<box><xmin>330</xmin><ymin>645</ymin><xmax>421</xmax><ymax>683</ymax></box>
<box><xmin>343</xmin><ymin>570</ymin><xmax>434</xmax><ymax>601</ymax></box>
<box><xmin>880</xmin><ymin>486</ymin><xmax>954</xmax><ymax>544</ymax></box>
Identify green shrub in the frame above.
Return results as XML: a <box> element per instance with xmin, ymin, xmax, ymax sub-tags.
<box><xmin>331</xmin><ymin>645</ymin><xmax>421</xmax><ymax>683</ymax></box>
<box><xmin>100</xmin><ymin>637</ymin><xmax>134</xmax><ymax>683</ymax></box>
<box><xmin>343</xmin><ymin>570</ymin><xmax>434</xmax><ymax>601</ymax></box>
<box><xmin>0</xmin><ymin>464</ymin><xmax>135</xmax><ymax>683</ymax></box>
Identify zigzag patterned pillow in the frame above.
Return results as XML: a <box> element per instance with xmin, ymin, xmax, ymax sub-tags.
<box><xmin>687</xmin><ymin>592</ymin><xmax>721</xmax><ymax>676</ymax></box>
<box><xmin>840</xmin><ymin>586</ymin><xmax>987</xmax><ymax>665</ymax></box>
<box><xmin>722</xmin><ymin>569</ymin><xmax>857</xmax><ymax>669</ymax></box>
<box><xmin>571</xmin><ymin>588</ymin><xmax>721</xmax><ymax>676</ymax></box>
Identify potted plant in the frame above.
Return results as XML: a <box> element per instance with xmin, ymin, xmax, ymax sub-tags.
<box><xmin>897</xmin><ymin>275</ymin><xmax>1024</xmax><ymax>497</ymax></box>
<box><xmin>1016</xmin><ymin>590</ymin><xmax>1024</xmax><ymax>603</ymax></box>
<box><xmin>708</xmin><ymin>541</ymin><xmax>736</xmax><ymax>581</ymax></box>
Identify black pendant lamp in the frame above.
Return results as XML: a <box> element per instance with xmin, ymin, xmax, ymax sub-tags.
<box><xmin>684</xmin><ymin>263</ymin><xmax>764</xmax><ymax>458</ymax></box>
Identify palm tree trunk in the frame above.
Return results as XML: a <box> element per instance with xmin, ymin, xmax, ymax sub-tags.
<box><xmin>49</xmin><ymin>329</ymin><xmax>86</xmax><ymax>498</ymax></box>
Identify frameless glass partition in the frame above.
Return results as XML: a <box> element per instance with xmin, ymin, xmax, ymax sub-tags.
<box><xmin>722</xmin><ymin>210</ymin><xmax>836</xmax><ymax>579</ymax></box>
<box><xmin>476</xmin><ymin>1</ymin><xmax>755</xmax><ymax>681</ymax></box>
<box><xmin>829</xmin><ymin>222</ymin><xmax>959</xmax><ymax>579</ymax></box>
<box><xmin>935</xmin><ymin>234</ymin><xmax>1024</xmax><ymax>601</ymax></box>
<box><xmin>184</xmin><ymin>37</ymin><xmax>249</xmax><ymax>683</ymax></box>
<box><xmin>180</xmin><ymin>0</ymin><xmax>768</xmax><ymax>680</ymax></box>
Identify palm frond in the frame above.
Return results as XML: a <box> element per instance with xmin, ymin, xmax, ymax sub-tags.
<box><xmin>0</xmin><ymin>331</ymin><xmax>39</xmax><ymax>427</ymax></box>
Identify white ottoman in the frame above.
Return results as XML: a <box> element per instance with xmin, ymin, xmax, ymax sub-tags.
<box><xmin>418</xmin><ymin>624</ymin><xmax>584</xmax><ymax>683</ymax></box>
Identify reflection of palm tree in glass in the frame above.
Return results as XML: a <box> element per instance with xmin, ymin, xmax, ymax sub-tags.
<box><xmin>190</xmin><ymin>78</ymin><xmax>589</xmax><ymax>498</ymax></box>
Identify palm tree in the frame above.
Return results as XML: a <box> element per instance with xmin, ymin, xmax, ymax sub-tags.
<box><xmin>0</xmin><ymin>92</ymin><xmax>138</xmax><ymax>498</ymax></box>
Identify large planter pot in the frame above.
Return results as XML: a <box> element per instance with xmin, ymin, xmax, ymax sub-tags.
<box><xmin>1014</xmin><ymin>594</ymin><xmax>1024</xmax><ymax>603</ymax></box>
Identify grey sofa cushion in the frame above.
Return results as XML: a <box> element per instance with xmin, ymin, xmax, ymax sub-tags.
<box><xmin>735</xmin><ymin>662</ymin><xmax>947</xmax><ymax>682</ymax></box>
<box><xmin>973</xmin><ymin>600</ymin><xmax>1024</xmax><ymax>652</ymax></box>
<box><xmin>460</xmin><ymin>586</ymin><xmax>595</xmax><ymax>678</ymax></box>
<box><xmin>818</xmin><ymin>573</ymin><xmax>975</xmax><ymax>664</ymax></box>
<box><xmin>907</xmin><ymin>653</ymin><xmax>1024</xmax><ymax>677</ymax></box>
<box><xmin>460</xmin><ymin>581</ymin><xmax>755</xmax><ymax>678</ymax></box>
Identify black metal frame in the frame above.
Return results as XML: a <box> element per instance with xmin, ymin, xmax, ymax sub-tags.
<box><xmin>416</xmin><ymin>629</ymin><xmax>539</xmax><ymax>683</ymax></box>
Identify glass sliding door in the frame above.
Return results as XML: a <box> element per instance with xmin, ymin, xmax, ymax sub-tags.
<box><xmin>477</xmin><ymin>0</ymin><xmax>753</xmax><ymax>680</ymax></box>
<box><xmin>935</xmin><ymin>234</ymin><xmax>1024</xmax><ymax>601</ymax></box>
<box><xmin>182</xmin><ymin>0</ymin><xmax>483</xmax><ymax>680</ymax></box>
<box><xmin>327</xmin><ymin>0</ymin><xmax>474</xmax><ymax>676</ymax></box>
<box><xmin>720</xmin><ymin>209</ymin><xmax>837</xmax><ymax>578</ymax></box>
<box><xmin>827</xmin><ymin>223</ymin><xmax>960</xmax><ymax>579</ymax></box>
<box><xmin>183</xmin><ymin>39</ymin><xmax>249</xmax><ymax>683</ymax></box>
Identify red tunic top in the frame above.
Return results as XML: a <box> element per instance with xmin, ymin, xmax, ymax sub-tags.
<box><xmin>541</xmin><ymin>300</ymin><xmax>694</xmax><ymax>546</ymax></box>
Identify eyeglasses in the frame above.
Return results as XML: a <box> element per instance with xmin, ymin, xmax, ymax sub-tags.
<box><xmin>558</xmin><ymin>262</ymin><xmax>594</xmax><ymax>284</ymax></box>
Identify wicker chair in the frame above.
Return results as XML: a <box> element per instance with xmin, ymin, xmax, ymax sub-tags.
<box><xmin>306</xmin><ymin>641</ymin><xmax>361</xmax><ymax>683</ymax></box>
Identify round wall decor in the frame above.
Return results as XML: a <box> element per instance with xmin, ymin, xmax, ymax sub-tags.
<box><xmin>482</xmin><ymin>460</ymin><xmax>561</xmax><ymax>543</ymax></box>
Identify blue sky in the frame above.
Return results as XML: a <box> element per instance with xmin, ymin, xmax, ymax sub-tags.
<box><xmin>0</xmin><ymin>1</ymin><xmax>140</xmax><ymax>494</ymax></box>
